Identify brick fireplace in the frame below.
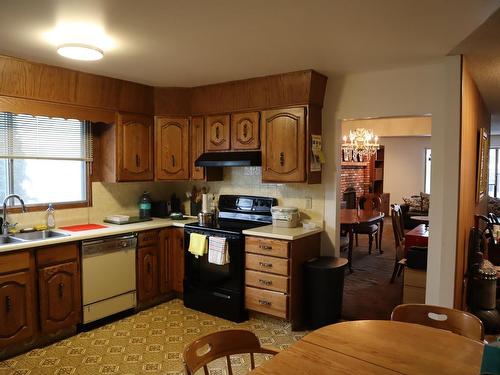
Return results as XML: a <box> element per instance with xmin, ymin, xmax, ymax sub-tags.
<box><xmin>340</xmin><ymin>163</ymin><xmax>371</xmax><ymax>198</ymax></box>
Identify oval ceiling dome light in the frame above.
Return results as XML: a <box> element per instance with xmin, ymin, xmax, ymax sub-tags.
<box><xmin>57</xmin><ymin>43</ymin><xmax>103</xmax><ymax>61</ymax></box>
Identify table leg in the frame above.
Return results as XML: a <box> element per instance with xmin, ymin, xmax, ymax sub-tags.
<box><xmin>378</xmin><ymin>218</ymin><xmax>384</xmax><ymax>253</ymax></box>
<box><xmin>348</xmin><ymin>226</ymin><xmax>354</xmax><ymax>273</ymax></box>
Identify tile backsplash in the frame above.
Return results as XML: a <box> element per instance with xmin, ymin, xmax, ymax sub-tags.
<box><xmin>6</xmin><ymin>167</ymin><xmax>324</xmax><ymax>228</ymax></box>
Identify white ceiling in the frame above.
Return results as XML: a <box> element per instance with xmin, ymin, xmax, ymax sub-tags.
<box><xmin>0</xmin><ymin>0</ymin><xmax>499</xmax><ymax>87</ymax></box>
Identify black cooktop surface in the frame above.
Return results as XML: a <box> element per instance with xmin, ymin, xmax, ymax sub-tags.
<box><xmin>184</xmin><ymin>219</ymin><xmax>270</xmax><ymax>234</ymax></box>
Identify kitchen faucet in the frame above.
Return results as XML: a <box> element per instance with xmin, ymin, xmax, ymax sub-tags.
<box><xmin>2</xmin><ymin>194</ymin><xmax>27</xmax><ymax>236</ymax></box>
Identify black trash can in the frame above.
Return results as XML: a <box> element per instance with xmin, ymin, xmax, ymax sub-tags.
<box><xmin>305</xmin><ymin>257</ymin><xmax>348</xmax><ymax>329</ymax></box>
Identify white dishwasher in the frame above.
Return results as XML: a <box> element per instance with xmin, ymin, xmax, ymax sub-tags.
<box><xmin>81</xmin><ymin>233</ymin><xmax>137</xmax><ymax>324</ymax></box>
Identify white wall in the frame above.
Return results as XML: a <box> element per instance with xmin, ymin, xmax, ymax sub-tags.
<box><xmin>490</xmin><ymin>135</ymin><xmax>500</xmax><ymax>148</ymax></box>
<box><xmin>322</xmin><ymin>57</ymin><xmax>462</xmax><ymax>307</ymax></box>
<box><xmin>379</xmin><ymin>137</ymin><xmax>431</xmax><ymax>205</ymax></box>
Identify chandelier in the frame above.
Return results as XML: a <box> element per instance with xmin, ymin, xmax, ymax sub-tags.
<box><xmin>342</xmin><ymin>128</ymin><xmax>379</xmax><ymax>161</ymax></box>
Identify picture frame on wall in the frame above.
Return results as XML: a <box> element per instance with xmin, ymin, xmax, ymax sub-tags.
<box><xmin>476</xmin><ymin>127</ymin><xmax>489</xmax><ymax>202</ymax></box>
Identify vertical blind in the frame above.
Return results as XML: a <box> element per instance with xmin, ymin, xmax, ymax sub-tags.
<box><xmin>0</xmin><ymin>112</ymin><xmax>93</xmax><ymax>161</ymax></box>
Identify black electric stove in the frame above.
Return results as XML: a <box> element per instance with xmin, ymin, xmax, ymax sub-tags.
<box><xmin>183</xmin><ymin>195</ymin><xmax>276</xmax><ymax>322</ymax></box>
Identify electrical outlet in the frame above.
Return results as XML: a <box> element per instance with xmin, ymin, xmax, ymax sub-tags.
<box><xmin>305</xmin><ymin>197</ymin><xmax>312</xmax><ymax>209</ymax></box>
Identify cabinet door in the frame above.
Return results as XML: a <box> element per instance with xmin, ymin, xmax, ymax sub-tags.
<box><xmin>0</xmin><ymin>271</ymin><xmax>36</xmax><ymax>349</ymax></box>
<box><xmin>39</xmin><ymin>261</ymin><xmax>81</xmax><ymax>334</ymax></box>
<box><xmin>159</xmin><ymin>229</ymin><xmax>172</xmax><ymax>295</ymax></box>
<box><xmin>155</xmin><ymin>117</ymin><xmax>190</xmax><ymax>180</ymax></box>
<box><xmin>169</xmin><ymin>228</ymin><xmax>185</xmax><ymax>293</ymax></box>
<box><xmin>191</xmin><ymin>116</ymin><xmax>205</xmax><ymax>180</ymax></box>
<box><xmin>261</xmin><ymin>108</ymin><xmax>306</xmax><ymax>182</ymax></box>
<box><xmin>231</xmin><ymin>112</ymin><xmax>260</xmax><ymax>150</ymax></box>
<box><xmin>205</xmin><ymin>114</ymin><xmax>230</xmax><ymax>151</ymax></box>
<box><xmin>117</xmin><ymin>112</ymin><xmax>154</xmax><ymax>181</ymax></box>
<box><xmin>137</xmin><ymin>246</ymin><xmax>159</xmax><ymax>302</ymax></box>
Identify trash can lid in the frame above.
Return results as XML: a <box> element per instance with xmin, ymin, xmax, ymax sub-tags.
<box><xmin>306</xmin><ymin>256</ymin><xmax>348</xmax><ymax>269</ymax></box>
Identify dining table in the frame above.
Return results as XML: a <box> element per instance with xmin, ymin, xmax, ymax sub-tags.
<box><xmin>249</xmin><ymin>320</ymin><xmax>484</xmax><ymax>375</ymax></box>
<box><xmin>340</xmin><ymin>208</ymin><xmax>385</xmax><ymax>272</ymax></box>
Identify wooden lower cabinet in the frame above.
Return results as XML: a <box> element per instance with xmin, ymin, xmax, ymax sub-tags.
<box><xmin>244</xmin><ymin>234</ymin><xmax>320</xmax><ymax>329</ymax></box>
<box><xmin>38</xmin><ymin>261</ymin><xmax>80</xmax><ymax>334</ymax></box>
<box><xmin>159</xmin><ymin>228</ymin><xmax>184</xmax><ymax>294</ymax></box>
<box><xmin>36</xmin><ymin>243</ymin><xmax>81</xmax><ymax>335</ymax></box>
<box><xmin>137</xmin><ymin>246</ymin><xmax>160</xmax><ymax>303</ymax></box>
<box><xmin>0</xmin><ymin>269</ymin><xmax>36</xmax><ymax>349</ymax></box>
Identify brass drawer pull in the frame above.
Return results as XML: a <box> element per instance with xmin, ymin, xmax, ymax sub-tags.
<box><xmin>259</xmin><ymin>279</ymin><xmax>272</xmax><ymax>286</ymax></box>
<box><xmin>259</xmin><ymin>244</ymin><xmax>272</xmax><ymax>250</ymax></box>
<box><xmin>258</xmin><ymin>299</ymin><xmax>271</xmax><ymax>306</ymax></box>
<box><xmin>259</xmin><ymin>262</ymin><xmax>273</xmax><ymax>268</ymax></box>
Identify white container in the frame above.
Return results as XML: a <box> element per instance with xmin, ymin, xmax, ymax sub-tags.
<box><xmin>271</xmin><ymin>206</ymin><xmax>300</xmax><ymax>228</ymax></box>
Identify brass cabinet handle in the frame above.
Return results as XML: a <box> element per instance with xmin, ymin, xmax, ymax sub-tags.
<box><xmin>258</xmin><ymin>279</ymin><xmax>272</xmax><ymax>286</ymax></box>
<box><xmin>215</xmin><ymin>126</ymin><xmax>220</xmax><ymax>140</ymax></box>
<box><xmin>135</xmin><ymin>154</ymin><xmax>140</xmax><ymax>167</ymax></box>
<box><xmin>243</xmin><ymin>123</ymin><xmax>248</xmax><ymax>138</ymax></box>
<box><xmin>58</xmin><ymin>282</ymin><xmax>64</xmax><ymax>298</ymax></box>
<box><xmin>171</xmin><ymin>155</ymin><xmax>175</xmax><ymax>167</ymax></box>
<box><xmin>259</xmin><ymin>262</ymin><xmax>273</xmax><ymax>268</ymax></box>
<box><xmin>147</xmin><ymin>261</ymin><xmax>151</xmax><ymax>274</ymax></box>
<box><xmin>259</xmin><ymin>244</ymin><xmax>272</xmax><ymax>250</ymax></box>
<box><xmin>5</xmin><ymin>296</ymin><xmax>11</xmax><ymax>313</ymax></box>
<box><xmin>279</xmin><ymin>152</ymin><xmax>285</xmax><ymax>166</ymax></box>
<box><xmin>258</xmin><ymin>299</ymin><xmax>271</xmax><ymax>306</ymax></box>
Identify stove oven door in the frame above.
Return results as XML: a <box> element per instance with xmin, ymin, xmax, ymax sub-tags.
<box><xmin>183</xmin><ymin>227</ymin><xmax>247</xmax><ymax>322</ymax></box>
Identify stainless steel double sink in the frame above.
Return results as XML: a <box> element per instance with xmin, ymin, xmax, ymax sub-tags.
<box><xmin>0</xmin><ymin>230</ymin><xmax>70</xmax><ymax>246</ymax></box>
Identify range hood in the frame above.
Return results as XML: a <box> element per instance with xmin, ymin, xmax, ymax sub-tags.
<box><xmin>195</xmin><ymin>151</ymin><xmax>261</xmax><ymax>167</ymax></box>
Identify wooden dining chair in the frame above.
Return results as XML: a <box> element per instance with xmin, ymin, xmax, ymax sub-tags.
<box><xmin>390</xmin><ymin>204</ymin><xmax>406</xmax><ymax>283</ymax></box>
<box><xmin>355</xmin><ymin>194</ymin><xmax>382</xmax><ymax>254</ymax></box>
<box><xmin>391</xmin><ymin>304</ymin><xmax>485</xmax><ymax>342</ymax></box>
<box><xmin>183</xmin><ymin>329</ymin><xmax>279</xmax><ymax>375</ymax></box>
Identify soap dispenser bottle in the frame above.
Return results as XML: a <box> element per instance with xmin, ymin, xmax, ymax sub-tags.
<box><xmin>46</xmin><ymin>204</ymin><xmax>55</xmax><ymax>229</ymax></box>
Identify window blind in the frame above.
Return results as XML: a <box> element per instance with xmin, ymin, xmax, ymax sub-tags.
<box><xmin>0</xmin><ymin>112</ymin><xmax>93</xmax><ymax>161</ymax></box>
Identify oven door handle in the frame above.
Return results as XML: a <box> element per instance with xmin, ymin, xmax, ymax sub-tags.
<box><xmin>212</xmin><ymin>291</ymin><xmax>231</xmax><ymax>300</ymax></box>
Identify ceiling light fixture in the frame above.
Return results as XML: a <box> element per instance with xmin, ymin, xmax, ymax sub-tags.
<box><xmin>342</xmin><ymin>128</ymin><xmax>380</xmax><ymax>161</ymax></box>
<box><xmin>57</xmin><ymin>43</ymin><xmax>103</xmax><ymax>61</ymax></box>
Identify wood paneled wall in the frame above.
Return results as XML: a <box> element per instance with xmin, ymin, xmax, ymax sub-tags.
<box><xmin>155</xmin><ymin>70</ymin><xmax>328</xmax><ymax>115</ymax></box>
<box><xmin>455</xmin><ymin>57</ymin><xmax>491</xmax><ymax>309</ymax></box>
<box><xmin>0</xmin><ymin>55</ymin><xmax>154</xmax><ymax>117</ymax></box>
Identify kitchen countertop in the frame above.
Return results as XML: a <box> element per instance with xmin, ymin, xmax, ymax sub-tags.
<box><xmin>0</xmin><ymin>217</ymin><xmax>198</xmax><ymax>253</ymax></box>
<box><xmin>242</xmin><ymin>224</ymin><xmax>323</xmax><ymax>240</ymax></box>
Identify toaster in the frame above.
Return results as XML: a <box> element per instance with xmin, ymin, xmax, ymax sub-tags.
<box><xmin>271</xmin><ymin>206</ymin><xmax>300</xmax><ymax>228</ymax></box>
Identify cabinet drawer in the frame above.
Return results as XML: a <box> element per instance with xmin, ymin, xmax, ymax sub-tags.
<box><xmin>245</xmin><ymin>237</ymin><xmax>289</xmax><ymax>258</ymax></box>
<box><xmin>0</xmin><ymin>251</ymin><xmax>30</xmax><ymax>274</ymax></box>
<box><xmin>245</xmin><ymin>270</ymin><xmax>289</xmax><ymax>293</ymax></box>
<box><xmin>138</xmin><ymin>230</ymin><xmax>159</xmax><ymax>247</ymax></box>
<box><xmin>37</xmin><ymin>243</ymin><xmax>78</xmax><ymax>267</ymax></box>
<box><xmin>246</xmin><ymin>254</ymin><xmax>289</xmax><ymax>276</ymax></box>
<box><xmin>245</xmin><ymin>287</ymin><xmax>288</xmax><ymax>319</ymax></box>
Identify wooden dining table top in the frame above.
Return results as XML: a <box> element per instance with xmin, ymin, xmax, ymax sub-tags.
<box><xmin>340</xmin><ymin>208</ymin><xmax>385</xmax><ymax>225</ymax></box>
<box><xmin>250</xmin><ymin>320</ymin><xmax>484</xmax><ymax>375</ymax></box>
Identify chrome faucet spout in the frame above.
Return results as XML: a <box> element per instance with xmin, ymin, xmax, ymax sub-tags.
<box><xmin>2</xmin><ymin>194</ymin><xmax>27</xmax><ymax>236</ymax></box>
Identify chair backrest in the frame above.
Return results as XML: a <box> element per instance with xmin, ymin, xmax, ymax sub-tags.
<box><xmin>359</xmin><ymin>194</ymin><xmax>382</xmax><ymax>210</ymax></box>
<box><xmin>343</xmin><ymin>188</ymin><xmax>357</xmax><ymax>209</ymax></box>
<box><xmin>391</xmin><ymin>204</ymin><xmax>404</xmax><ymax>241</ymax></box>
<box><xmin>391</xmin><ymin>304</ymin><xmax>484</xmax><ymax>342</ymax></box>
<box><xmin>183</xmin><ymin>329</ymin><xmax>278</xmax><ymax>375</ymax></box>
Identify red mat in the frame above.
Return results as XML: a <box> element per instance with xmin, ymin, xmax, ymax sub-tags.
<box><xmin>59</xmin><ymin>224</ymin><xmax>108</xmax><ymax>232</ymax></box>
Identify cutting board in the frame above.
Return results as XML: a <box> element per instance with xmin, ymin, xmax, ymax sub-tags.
<box><xmin>103</xmin><ymin>216</ymin><xmax>153</xmax><ymax>225</ymax></box>
<box><xmin>59</xmin><ymin>224</ymin><xmax>108</xmax><ymax>232</ymax></box>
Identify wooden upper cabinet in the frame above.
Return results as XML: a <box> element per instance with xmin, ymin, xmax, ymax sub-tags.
<box><xmin>261</xmin><ymin>107</ymin><xmax>306</xmax><ymax>182</ymax></box>
<box><xmin>205</xmin><ymin>114</ymin><xmax>230</xmax><ymax>151</ymax></box>
<box><xmin>38</xmin><ymin>261</ymin><xmax>81</xmax><ymax>334</ymax></box>
<box><xmin>155</xmin><ymin>117</ymin><xmax>190</xmax><ymax>180</ymax></box>
<box><xmin>231</xmin><ymin>112</ymin><xmax>260</xmax><ymax>150</ymax></box>
<box><xmin>191</xmin><ymin>116</ymin><xmax>205</xmax><ymax>180</ymax></box>
<box><xmin>116</xmin><ymin>112</ymin><xmax>154</xmax><ymax>181</ymax></box>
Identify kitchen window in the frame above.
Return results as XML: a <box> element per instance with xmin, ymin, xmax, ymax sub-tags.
<box><xmin>0</xmin><ymin>112</ymin><xmax>92</xmax><ymax>208</ymax></box>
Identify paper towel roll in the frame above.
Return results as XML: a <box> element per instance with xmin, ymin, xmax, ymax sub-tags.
<box><xmin>202</xmin><ymin>194</ymin><xmax>209</xmax><ymax>213</ymax></box>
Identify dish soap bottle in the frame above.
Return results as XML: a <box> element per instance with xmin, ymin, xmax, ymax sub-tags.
<box><xmin>46</xmin><ymin>204</ymin><xmax>55</xmax><ymax>229</ymax></box>
<box><xmin>139</xmin><ymin>192</ymin><xmax>152</xmax><ymax>219</ymax></box>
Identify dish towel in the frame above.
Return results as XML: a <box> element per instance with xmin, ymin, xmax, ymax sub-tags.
<box><xmin>188</xmin><ymin>233</ymin><xmax>208</xmax><ymax>257</ymax></box>
<box><xmin>208</xmin><ymin>236</ymin><xmax>230</xmax><ymax>265</ymax></box>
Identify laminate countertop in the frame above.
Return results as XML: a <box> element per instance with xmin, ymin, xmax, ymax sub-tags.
<box><xmin>242</xmin><ymin>224</ymin><xmax>323</xmax><ymax>240</ymax></box>
<box><xmin>0</xmin><ymin>217</ymin><xmax>198</xmax><ymax>253</ymax></box>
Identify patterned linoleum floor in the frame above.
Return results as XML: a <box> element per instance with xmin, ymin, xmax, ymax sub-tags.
<box><xmin>0</xmin><ymin>299</ymin><xmax>307</xmax><ymax>375</ymax></box>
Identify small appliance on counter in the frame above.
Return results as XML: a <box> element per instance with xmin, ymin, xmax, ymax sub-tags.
<box><xmin>271</xmin><ymin>206</ymin><xmax>300</xmax><ymax>228</ymax></box>
<box><xmin>152</xmin><ymin>200</ymin><xmax>171</xmax><ymax>218</ymax></box>
<box><xmin>198</xmin><ymin>193</ymin><xmax>215</xmax><ymax>226</ymax></box>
